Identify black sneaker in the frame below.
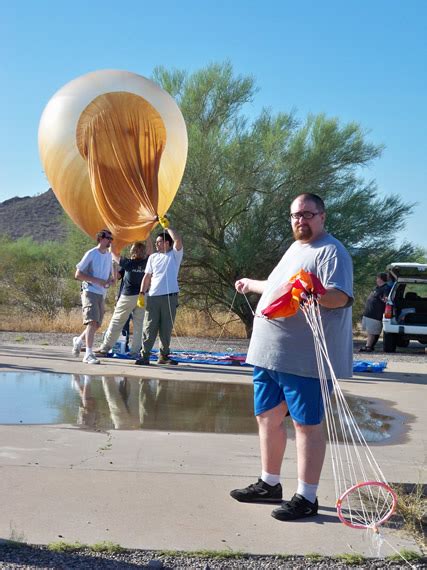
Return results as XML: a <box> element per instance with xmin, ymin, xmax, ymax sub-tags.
<box><xmin>135</xmin><ymin>357</ymin><xmax>150</xmax><ymax>366</ymax></box>
<box><xmin>157</xmin><ymin>355</ymin><xmax>178</xmax><ymax>365</ymax></box>
<box><xmin>230</xmin><ymin>479</ymin><xmax>282</xmax><ymax>504</ymax></box>
<box><xmin>271</xmin><ymin>493</ymin><xmax>318</xmax><ymax>521</ymax></box>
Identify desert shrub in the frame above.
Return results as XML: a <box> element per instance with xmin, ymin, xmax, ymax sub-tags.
<box><xmin>0</xmin><ymin>236</ymin><xmax>75</xmax><ymax>318</ymax></box>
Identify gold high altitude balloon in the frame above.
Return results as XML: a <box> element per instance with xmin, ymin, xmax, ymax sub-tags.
<box><xmin>38</xmin><ymin>70</ymin><xmax>188</xmax><ymax>252</ymax></box>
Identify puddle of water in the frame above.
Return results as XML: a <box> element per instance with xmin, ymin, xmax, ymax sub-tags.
<box><xmin>0</xmin><ymin>372</ymin><xmax>256</xmax><ymax>434</ymax></box>
<box><xmin>0</xmin><ymin>372</ymin><xmax>407</xmax><ymax>442</ymax></box>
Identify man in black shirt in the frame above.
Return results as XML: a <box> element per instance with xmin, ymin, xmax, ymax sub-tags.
<box><xmin>95</xmin><ymin>240</ymin><xmax>152</xmax><ymax>357</ymax></box>
<box><xmin>360</xmin><ymin>272</ymin><xmax>391</xmax><ymax>352</ymax></box>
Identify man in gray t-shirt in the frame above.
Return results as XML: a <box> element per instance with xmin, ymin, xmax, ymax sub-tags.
<box><xmin>230</xmin><ymin>193</ymin><xmax>353</xmax><ymax>522</ymax></box>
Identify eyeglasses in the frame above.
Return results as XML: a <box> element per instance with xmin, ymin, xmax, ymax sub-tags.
<box><xmin>103</xmin><ymin>235</ymin><xmax>113</xmax><ymax>241</ymax></box>
<box><xmin>289</xmin><ymin>211</ymin><xmax>322</xmax><ymax>221</ymax></box>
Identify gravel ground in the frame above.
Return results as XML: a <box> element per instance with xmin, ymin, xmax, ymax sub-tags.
<box><xmin>0</xmin><ymin>544</ymin><xmax>424</xmax><ymax>570</ymax></box>
<box><xmin>0</xmin><ymin>332</ymin><xmax>425</xmax><ymax>569</ymax></box>
<box><xmin>0</xmin><ymin>331</ymin><xmax>426</xmax><ymax>363</ymax></box>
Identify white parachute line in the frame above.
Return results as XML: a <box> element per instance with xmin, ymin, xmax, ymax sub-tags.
<box><xmin>377</xmin><ymin>535</ymin><xmax>418</xmax><ymax>570</ymax></box>
<box><xmin>313</xmin><ymin>329</ymin><xmax>348</xmax><ymax>497</ymax></box>
<box><xmin>168</xmin><ymin>264</ymin><xmax>242</xmax><ymax>352</ymax></box>
<box><xmin>211</xmin><ymin>290</ymin><xmax>240</xmax><ymax>350</ymax></box>
<box><xmin>242</xmin><ymin>292</ymin><xmax>256</xmax><ymax>316</ymax></box>
<box><xmin>300</xmin><ymin>298</ymin><xmax>394</xmax><ymax>529</ymax></box>
<box><xmin>305</xmin><ymin>302</ymin><xmax>389</xmax><ymax>483</ymax></box>
<box><xmin>303</xmin><ymin>302</ymin><xmax>357</xmax><ymax>497</ymax></box>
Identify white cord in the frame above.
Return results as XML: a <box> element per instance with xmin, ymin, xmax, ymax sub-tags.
<box><xmin>301</xmin><ymin>298</ymin><xmax>395</xmax><ymax>530</ymax></box>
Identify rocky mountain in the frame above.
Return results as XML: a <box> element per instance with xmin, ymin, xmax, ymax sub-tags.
<box><xmin>0</xmin><ymin>189</ymin><xmax>67</xmax><ymax>242</ymax></box>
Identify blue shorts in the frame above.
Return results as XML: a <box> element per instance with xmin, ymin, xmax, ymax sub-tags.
<box><xmin>253</xmin><ymin>366</ymin><xmax>333</xmax><ymax>425</ymax></box>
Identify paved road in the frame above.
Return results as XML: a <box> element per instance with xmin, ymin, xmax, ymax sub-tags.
<box><xmin>0</xmin><ymin>340</ymin><xmax>425</xmax><ymax>560</ymax></box>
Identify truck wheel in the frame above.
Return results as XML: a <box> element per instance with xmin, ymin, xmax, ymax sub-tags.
<box><xmin>383</xmin><ymin>332</ymin><xmax>397</xmax><ymax>353</ymax></box>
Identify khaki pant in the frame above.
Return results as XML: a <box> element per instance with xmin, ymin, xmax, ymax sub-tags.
<box><xmin>142</xmin><ymin>294</ymin><xmax>178</xmax><ymax>358</ymax></box>
<box><xmin>81</xmin><ymin>291</ymin><xmax>105</xmax><ymax>325</ymax></box>
<box><xmin>100</xmin><ymin>294</ymin><xmax>145</xmax><ymax>354</ymax></box>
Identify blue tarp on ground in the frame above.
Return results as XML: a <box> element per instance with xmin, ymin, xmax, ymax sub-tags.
<box><xmin>111</xmin><ymin>349</ymin><xmax>248</xmax><ymax>366</ymax></box>
<box><xmin>109</xmin><ymin>350</ymin><xmax>387</xmax><ymax>372</ymax></box>
<box><xmin>352</xmin><ymin>360</ymin><xmax>387</xmax><ymax>373</ymax></box>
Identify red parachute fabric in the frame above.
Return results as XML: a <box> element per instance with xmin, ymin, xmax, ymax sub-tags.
<box><xmin>261</xmin><ymin>269</ymin><xmax>326</xmax><ymax>319</ymax></box>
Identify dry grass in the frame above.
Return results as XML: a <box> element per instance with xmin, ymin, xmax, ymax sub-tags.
<box><xmin>175</xmin><ymin>307</ymin><xmax>246</xmax><ymax>338</ymax></box>
<box><xmin>0</xmin><ymin>307</ymin><xmax>83</xmax><ymax>334</ymax></box>
<box><xmin>0</xmin><ymin>305</ymin><xmax>247</xmax><ymax>339</ymax></box>
<box><xmin>392</xmin><ymin>483</ymin><xmax>426</xmax><ymax>550</ymax></box>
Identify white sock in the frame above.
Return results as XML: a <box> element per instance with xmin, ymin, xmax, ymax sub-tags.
<box><xmin>86</xmin><ymin>348</ymin><xmax>94</xmax><ymax>356</ymax></box>
<box><xmin>297</xmin><ymin>479</ymin><xmax>318</xmax><ymax>503</ymax></box>
<box><xmin>261</xmin><ymin>471</ymin><xmax>281</xmax><ymax>486</ymax></box>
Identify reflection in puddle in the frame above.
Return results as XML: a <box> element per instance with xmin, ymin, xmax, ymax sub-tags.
<box><xmin>0</xmin><ymin>372</ymin><xmax>407</xmax><ymax>443</ymax></box>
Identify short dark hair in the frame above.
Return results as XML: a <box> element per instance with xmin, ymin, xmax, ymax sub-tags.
<box><xmin>377</xmin><ymin>272</ymin><xmax>388</xmax><ymax>282</ymax></box>
<box><xmin>96</xmin><ymin>229</ymin><xmax>113</xmax><ymax>242</ymax></box>
<box><xmin>157</xmin><ymin>232</ymin><xmax>173</xmax><ymax>246</ymax></box>
<box><xmin>292</xmin><ymin>193</ymin><xmax>325</xmax><ymax>212</ymax></box>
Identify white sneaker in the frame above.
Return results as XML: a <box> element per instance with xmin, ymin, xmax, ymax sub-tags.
<box><xmin>72</xmin><ymin>336</ymin><xmax>83</xmax><ymax>357</ymax></box>
<box><xmin>83</xmin><ymin>353</ymin><xmax>100</xmax><ymax>365</ymax></box>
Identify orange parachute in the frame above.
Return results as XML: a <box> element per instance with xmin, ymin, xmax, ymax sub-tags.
<box><xmin>38</xmin><ymin>70</ymin><xmax>188</xmax><ymax>253</ymax></box>
<box><xmin>261</xmin><ymin>269</ymin><xmax>326</xmax><ymax>319</ymax></box>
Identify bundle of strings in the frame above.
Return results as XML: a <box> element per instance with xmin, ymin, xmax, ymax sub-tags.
<box><xmin>300</xmin><ymin>296</ymin><xmax>397</xmax><ymax>531</ymax></box>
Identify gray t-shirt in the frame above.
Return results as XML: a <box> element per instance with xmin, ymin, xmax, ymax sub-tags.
<box><xmin>246</xmin><ymin>233</ymin><xmax>353</xmax><ymax>379</ymax></box>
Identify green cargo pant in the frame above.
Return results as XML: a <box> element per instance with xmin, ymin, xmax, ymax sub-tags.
<box><xmin>141</xmin><ymin>293</ymin><xmax>178</xmax><ymax>358</ymax></box>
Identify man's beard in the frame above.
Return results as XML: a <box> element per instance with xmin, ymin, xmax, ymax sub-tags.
<box><xmin>293</xmin><ymin>225</ymin><xmax>313</xmax><ymax>241</ymax></box>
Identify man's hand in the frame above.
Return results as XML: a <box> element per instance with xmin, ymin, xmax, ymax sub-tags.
<box><xmin>158</xmin><ymin>215</ymin><xmax>169</xmax><ymax>229</ymax></box>
<box><xmin>96</xmin><ymin>277</ymin><xmax>110</xmax><ymax>288</ymax></box>
<box><xmin>235</xmin><ymin>278</ymin><xmax>267</xmax><ymax>295</ymax></box>
<box><xmin>235</xmin><ymin>278</ymin><xmax>251</xmax><ymax>294</ymax></box>
<box><xmin>75</xmin><ymin>269</ymin><xmax>110</xmax><ymax>288</ymax></box>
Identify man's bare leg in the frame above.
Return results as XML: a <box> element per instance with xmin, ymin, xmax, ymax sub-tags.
<box><xmin>257</xmin><ymin>401</ymin><xmax>288</xmax><ymax>475</ymax></box>
<box><xmin>294</xmin><ymin>422</ymin><xmax>326</xmax><ymax>484</ymax></box>
<box><xmin>76</xmin><ymin>331</ymin><xmax>86</xmax><ymax>344</ymax></box>
<box><xmin>270</xmin><ymin>421</ymin><xmax>324</xmax><ymax>520</ymax></box>
<box><xmin>85</xmin><ymin>321</ymin><xmax>99</xmax><ymax>353</ymax></box>
<box><xmin>230</xmin><ymin>401</ymin><xmax>287</xmax><ymax>503</ymax></box>
<box><xmin>367</xmin><ymin>333</ymin><xmax>379</xmax><ymax>349</ymax></box>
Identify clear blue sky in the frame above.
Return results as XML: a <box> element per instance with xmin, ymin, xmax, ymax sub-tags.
<box><xmin>1</xmin><ymin>0</ymin><xmax>426</xmax><ymax>249</ymax></box>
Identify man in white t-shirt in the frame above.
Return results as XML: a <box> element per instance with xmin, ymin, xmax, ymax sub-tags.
<box><xmin>73</xmin><ymin>229</ymin><xmax>115</xmax><ymax>365</ymax></box>
<box><xmin>135</xmin><ymin>226</ymin><xmax>183</xmax><ymax>366</ymax></box>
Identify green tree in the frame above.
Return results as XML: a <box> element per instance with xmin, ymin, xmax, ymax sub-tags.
<box><xmin>62</xmin><ymin>213</ymin><xmax>95</xmax><ymax>266</ymax></box>
<box><xmin>153</xmin><ymin>62</ymin><xmax>422</xmax><ymax>336</ymax></box>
